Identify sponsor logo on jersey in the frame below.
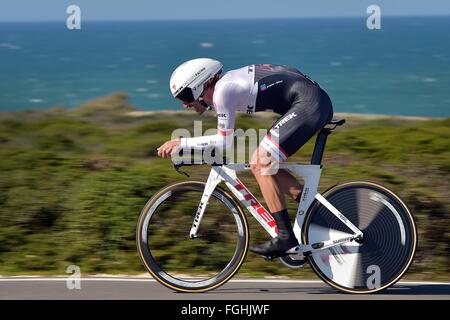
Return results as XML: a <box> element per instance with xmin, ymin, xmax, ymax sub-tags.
<box><xmin>217</xmin><ymin>113</ymin><xmax>227</xmax><ymax>119</ymax></box>
<box><xmin>260</xmin><ymin>80</ymin><xmax>283</xmax><ymax>92</ymax></box>
<box><xmin>273</xmin><ymin>112</ymin><xmax>297</xmax><ymax>130</ymax></box>
<box><xmin>218</xmin><ymin>121</ymin><xmax>226</xmax><ymax>129</ymax></box>
<box><xmin>248</xmin><ymin>65</ymin><xmax>254</xmax><ymax>73</ymax></box>
<box><xmin>246</xmin><ymin>105</ymin><xmax>254</xmax><ymax>114</ymax></box>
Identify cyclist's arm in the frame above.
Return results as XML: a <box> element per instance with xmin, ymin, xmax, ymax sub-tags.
<box><xmin>180</xmin><ymin>82</ymin><xmax>244</xmax><ymax>150</ymax></box>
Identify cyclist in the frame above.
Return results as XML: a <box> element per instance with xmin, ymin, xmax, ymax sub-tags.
<box><xmin>157</xmin><ymin>58</ymin><xmax>334</xmax><ymax>259</ymax></box>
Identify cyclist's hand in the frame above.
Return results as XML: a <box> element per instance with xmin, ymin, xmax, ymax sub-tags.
<box><xmin>157</xmin><ymin>139</ymin><xmax>181</xmax><ymax>158</ymax></box>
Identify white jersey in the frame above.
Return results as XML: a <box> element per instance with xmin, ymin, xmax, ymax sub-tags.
<box><xmin>180</xmin><ymin>64</ymin><xmax>308</xmax><ymax>150</ymax></box>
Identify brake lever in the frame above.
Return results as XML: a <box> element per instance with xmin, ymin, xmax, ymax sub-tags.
<box><xmin>173</xmin><ymin>164</ymin><xmax>190</xmax><ymax>178</ymax></box>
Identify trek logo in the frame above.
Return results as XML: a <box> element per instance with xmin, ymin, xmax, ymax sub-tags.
<box><xmin>193</xmin><ymin>202</ymin><xmax>204</xmax><ymax>227</ymax></box>
<box><xmin>234</xmin><ymin>179</ymin><xmax>276</xmax><ymax>229</ymax></box>
<box><xmin>269</xmin><ymin>129</ymin><xmax>279</xmax><ymax>138</ymax></box>
<box><xmin>217</xmin><ymin>113</ymin><xmax>227</xmax><ymax>119</ymax></box>
<box><xmin>273</xmin><ymin>112</ymin><xmax>297</xmax><ymax>130</ymax></box>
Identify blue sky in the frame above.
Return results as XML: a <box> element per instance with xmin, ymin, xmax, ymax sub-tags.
<box><xmin>1</xmin><ymin>0</ymin><xmax>450</xmax><ymax>21</ymax></box>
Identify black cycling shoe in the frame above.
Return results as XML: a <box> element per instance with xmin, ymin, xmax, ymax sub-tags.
<box><xmin>250</xmin><ymin>236</ymin><xmax>299</xmax><ymax>259</ymax></box>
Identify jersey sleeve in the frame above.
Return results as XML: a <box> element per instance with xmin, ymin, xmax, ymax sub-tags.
<box><xmin>180</xmin><ymin>81</ymin><xmax>246</xmax><ymax>151</ymax></box>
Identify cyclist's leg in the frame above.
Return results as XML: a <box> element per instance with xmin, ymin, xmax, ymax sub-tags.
<box><xmin>250</xmin><ymin>146</ymin><xmax>285</xmax><ymax>212</ymax></box>
<box><xmin>250</xmin><ymin>84</ymin><xmax>333</xmax><ymax>258</ymax></box>
<box><xmin>249</xmin><ymin>153</ymin><xmax>302</xmax><ymax>210</ymax></box>
<box><xmin>275</xmin><ymin>169</ymin><xmax>303</xmax><ymax>202</ymax></box>
<box><xmin>250</xmin><ymin>147</ymin><xmax>297</xmax><ymax>258</ymax></box>
<box><xmin>256</xmin><ymin>88</ymin><xmax>332</xmax><ymax>209</ymax></box>
<box><xmin>261</xmin><ymin>88</ymin><xmax>333</xmax><ymax>164</ymax></box>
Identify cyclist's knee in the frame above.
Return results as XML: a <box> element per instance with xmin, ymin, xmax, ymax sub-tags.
<box><xmin>250</xmin><ymin>147</ymin><xmax>278</xmax><ymax>176</ymax></box>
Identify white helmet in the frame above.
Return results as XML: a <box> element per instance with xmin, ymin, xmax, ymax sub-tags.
<box><xmin>170</xmin><ymin>58</ymin><xmax>223</xmax><ymax>104</ymax></box>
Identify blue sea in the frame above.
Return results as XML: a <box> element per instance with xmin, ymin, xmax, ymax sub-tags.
<box><xmin>0</xmin><ymin>17</ymin><xmax>449</xmax><ymax>117</ymax></box>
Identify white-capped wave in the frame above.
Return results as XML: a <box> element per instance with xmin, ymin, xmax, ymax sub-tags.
<box><xmin>146</xmin><ymin>79</ymin><xmax>159</xmax><ymax>84</ymax></box>
<box><xmin>432</xmin><ymin>53</ymin><xmax>446</xmax><ymax>59</ymax></box>
<box><xmin>0</xmin><ymin>42</ymin><xmax>21</xmax><ymax>50</ymax></box>
<box><xmin>200</xmin><ymin>42</ymin><xmax>214</xmax><ymax>48</ymax></box>
<box><xmin>135</xmin><ymin>88</ymin><xmax>149</xmax><ymax>92</ymax></box>
<box><xmin>29</xmin><ymin>98</ymin><xmax>44</xmax><ymax>103</ymax></box>
<box><xmin>422</xmin><ymin>78</ymin><xmax>438</xmax><ymax>83</ymax></box>
<box><xmin>147</xmin><ymin>93</ymin><xmax>161</xmax><ymax>99</ymax></box>
<box><xmin>330</xmin><ymin>61</ymin><xmax>342</xmax><ymax>67</ymax></box>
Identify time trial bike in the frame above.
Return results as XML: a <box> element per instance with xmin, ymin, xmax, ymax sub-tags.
<box><xmin>136</xmin><ymin>118</ymin><xmax>417</xmax><ymax>293</ymax></box>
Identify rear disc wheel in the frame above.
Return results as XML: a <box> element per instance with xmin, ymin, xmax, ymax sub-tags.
<box><xmin>303</xmin><ymin>181</ymin><xmax>417</xmax><ymax>293</ymax></box>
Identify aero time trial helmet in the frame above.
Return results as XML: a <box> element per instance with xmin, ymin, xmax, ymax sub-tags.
<box><xmin>170</xmin><ymin>58</ymin><xmax>223</xmax><ymax>104</ymax></box>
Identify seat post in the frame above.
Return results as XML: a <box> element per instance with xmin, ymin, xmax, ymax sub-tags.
<box><xmin>311</xmin><ymin>128</ymin><xmax>331</xmax><ymax>166</ymax></box>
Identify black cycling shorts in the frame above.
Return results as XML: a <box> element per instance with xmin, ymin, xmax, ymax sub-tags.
<box><xmin>260</xmin><ymin>80</ymin><xmax>333</xmax><ymax>161</ymax></box>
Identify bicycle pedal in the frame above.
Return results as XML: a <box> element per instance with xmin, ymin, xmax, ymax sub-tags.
<box><xmin>262</xmin><ymin>255</ymin><xmax>274</xmax><ymax>261</ymax></box>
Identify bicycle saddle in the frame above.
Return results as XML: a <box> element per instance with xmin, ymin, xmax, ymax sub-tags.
<box><xmin>328</xmin><ymin>118</ymin><xmax>346</xmax><ymax>126</ymax></box>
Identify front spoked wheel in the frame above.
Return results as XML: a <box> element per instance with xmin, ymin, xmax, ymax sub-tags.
<box><xmin>303</xmin><ymin>181</ymin><xmax>417</xmax><ymax>294</ymax></box>
<box><xmin>136</xmin><ymin>181</ymin><xmax>249</xmax><ymax>293</ymax></box>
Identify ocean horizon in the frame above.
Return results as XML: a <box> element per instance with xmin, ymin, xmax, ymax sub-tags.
<box><xmin>1</xmin><ymin>16</ymin><xmax>449</xmax><ymax>117</ymax></box>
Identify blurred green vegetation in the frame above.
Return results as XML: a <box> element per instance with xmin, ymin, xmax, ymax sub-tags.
<box><xmin>0</xmin><ymin>92</ymin><xmax>448</xmax><ymax>280</ymax></box>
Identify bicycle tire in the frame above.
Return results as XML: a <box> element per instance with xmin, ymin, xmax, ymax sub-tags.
<box><xmin>136</xmin><ymin>181</ymin><xmax>249</xmax><ymax>293</ymax></box>
<box><xmin>302</xmin><ymin>181</ymin><xmax>417</xmax><ymax>294</ymax></box>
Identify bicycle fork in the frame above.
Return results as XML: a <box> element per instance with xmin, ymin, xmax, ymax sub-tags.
<box><xmin>189</xmin><ymin>168</ymin><xmax>221</xmax><ymax>239</ymax></box>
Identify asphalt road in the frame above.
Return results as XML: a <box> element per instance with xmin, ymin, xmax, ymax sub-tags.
<box><xmin>0</xmin><ymin>277</ymin><xmax>449</xmax><ymax>300</ymax></box>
